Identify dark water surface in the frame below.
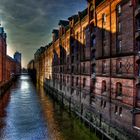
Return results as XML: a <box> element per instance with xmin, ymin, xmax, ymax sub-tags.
<box><xmin>0</xmin><ymin>75</ymin><xmax>99</xmax><ymax>140</ymax></box>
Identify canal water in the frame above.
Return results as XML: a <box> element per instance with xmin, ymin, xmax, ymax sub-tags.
<box><xmin>0</xmin><ymin>75</ymin><xmax>99</xmax><ymax>140</ymax></box>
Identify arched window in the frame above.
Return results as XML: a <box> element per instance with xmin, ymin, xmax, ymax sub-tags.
<box><xmin>102</xmin><ymin>80</ymin><xmax>106</xmax><ymax>93</ymax></box>
<box><xmin>116</xmin><ymin>82</ymin><xmax>122</xmax><ymax>96</ymax></box>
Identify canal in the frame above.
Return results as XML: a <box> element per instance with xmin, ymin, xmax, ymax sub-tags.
<box><xmin>0</xmin><ymin>75</ymin><xmax>99</xmax><ymax>140</ymax></box>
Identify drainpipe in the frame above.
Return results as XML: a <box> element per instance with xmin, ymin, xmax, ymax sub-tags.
<box><xmin>132</xmin><ymin>0</ymin><xmax>136</xmax><ymax>126</ymax></box>
<box><xmin>109</xmin><ymin>1</ymin><xmax>112</xmax><ymax>134</ymax></box>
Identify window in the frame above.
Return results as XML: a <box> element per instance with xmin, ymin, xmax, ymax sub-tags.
<box><xmin>63</xmin><ymin>76</ymin><xmax>65</xmax><ymax>83</ymax></box>
<box><xmin>76</xmin><ymin>77</ymin><xmax>79</xmax><ymax>86</ymax></box>
<box><xmin>67</xmin><ymin>57</ymin><xmax>69</xmax><ymax>63</ymax></box>
<box><xmin>117</xmin><ymin>5</ymin><xmax>121</xmax><ymax>15</ymax></box>
<box><xmin>102</xmin><ymin>14</ymin><xmax>106</xmax><ymax>23</ymax></box>
<box><xmin>115</xmin><ymin>106</ymin><xmax>118</xmax><ymax>114</ymax></box>
<box><xmin>91</xmin><ymin>38</ymin><xmax>96</xmax><ymax>48</ymax></box>
<box><xmin>102</xmin><ymin>80</ymin><xmax>106</xmax><ymax>93</ymax></box>
<box><xmin>83</xmin><ymin>78</ymin><xmax>86</xmax><ymax>88</ymax></box>
<box><xmin>118</xmin><ymin>22</ymin><xmax>122</xmax><ymax>33</ymax></box>
<box><xmin>83</xmin><ymin>27</ymin><xmax>86</xmax><ymax>44</ymax></box>
<box><xmin>119</xmin><ymin>107</ymin><xmax>122</xmax><ymax>117</ymax></box>
<box><xmin>102</xmin><ymin>61</ymin><xmax>107</xmax><ymax>74</ymax></box>
<box><xmin>117</xmin><ymin>59</ymin><xmax>122</xmax><ymax>74</ymax></box>
<box><xmin>76</xmin><ymin>32</ymin><xmax>79</xmax><ymax>40</ymax></box>
<box><xmin>103</xmin><ymin>101</ymin><xmax>106</xmax><ymax>108</ymax></box>
<box><xmin>137</xmin><ymin>40</ymin><xmax>140</xmax><ymax>52</ymax></box>
<box><xmin>92</xmin><ymin>50</ymin><xmax>96</xmax><ymax>59</ymax></box>
<box><xmin>138</xmin><ymin>0</ymin><xmax>140</xmax><ymax>5</ymax></box>
<box><xmin>138</xmin><ymin>64</ymin><xmax>140</xmax><ymax>76</ymax></box>
<box><xmin>72</xmin><ymin>76</ymin><xmax>74</xmax><ymax>86</ymax></box>
<box><xmin>92</xmin><ymin>64</ymin><xmax>96</xmax><ymax>73</ymax></box>
<box><xmin>117</xmin><ymin>40</ymin><xmax>122</xmax><ymax>53</ymax></box>
<box><xmin>76</xmin><ymin>53</ymin><xmax>78</xmax><ymax>60</ymax></box>
<box><xmin>90</xmin><ymin>5</ymin><xmax>94</xmax><ymax>20</ymax></box>
<box><xmin>101</xmin><ymin>100</ymin><xmax>103</xmax><ymax>107</ymax></box>
<box><xmin>67</xmin><ymin>76</ymin><xmax>69</xmax><ymax>83</ymax></box>
<box><xmin>83</xmin><ymin>63</ymin><xmax>85</xmax><ymax>73</ymax></box>
<box><xmin>137</xmin><ymin>18</ymin><xmax>140</xmax><ymax>30</ymax></box>
<box><xmin>102</xmin><ymin>29</ymin><xmax>106</xmax><ymax>39</ymax></box>
<box><xmin>116</xmin><ymin>82</ymin><xmax>122</xmax><ymax>97</ymax></box>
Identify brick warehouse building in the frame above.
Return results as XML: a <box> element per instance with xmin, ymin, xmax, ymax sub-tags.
<box><xmin>88</xmin><ymin>0</ymin><xmax>140</xmax><ymax>139</ymax></box>
<box><xmin>0</xmin><ymin>27</ymin><xmax>7</xmax><ymax>83</ymax></box>
<box><xmin>0</xmin><ymin>26</ymin><xmax>21</xmax><ymax>86</ymax></box>
<box><xmin>28</xmin><ymin>0</ymin><xmax>140</xmax><ymax>139</ymax></box>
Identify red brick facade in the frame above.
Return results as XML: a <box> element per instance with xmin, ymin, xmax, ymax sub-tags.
<box><xmin>0</xmin><ymin>27</ymin><xmax>21</xmax><ymax>85</ymax></box>
<box><xmin>29</xmin><ymin>0</ymin><xmax>140</xmax><ymax>139</ymax></box>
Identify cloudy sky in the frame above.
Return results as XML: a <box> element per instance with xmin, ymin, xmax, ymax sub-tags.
<box><xmin>0</xmin><ymin>0</ymin><xmax>87</xmax><ymax>68</ymax></box>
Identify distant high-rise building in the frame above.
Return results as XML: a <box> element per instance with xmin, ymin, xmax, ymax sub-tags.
<box><xmin>14</xmin><ymin>51</ymin><xmax>21</xmax><ymax>64</ymax></box>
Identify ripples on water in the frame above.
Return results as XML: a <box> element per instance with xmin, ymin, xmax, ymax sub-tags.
<box><xmin>0</xmin><ymin>75</ymin><xmax>99</xmax><ymax>140</ymax></box>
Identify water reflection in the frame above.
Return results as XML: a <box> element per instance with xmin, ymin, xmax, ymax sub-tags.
<box><xmin>0</xmin><ymin>75</ymin><xmax>99</xmax><ymax>140</ymax></box>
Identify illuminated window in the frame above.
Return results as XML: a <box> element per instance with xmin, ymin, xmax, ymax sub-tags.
<box><xmin>116</xmin><ymin>82</ymin><xmax>122</xmax><ymax>97</ymax></box>
<box><xmin>83</xmin><ymin>27</ymin><xmax>86</xmax><ymax>45</ymax></box>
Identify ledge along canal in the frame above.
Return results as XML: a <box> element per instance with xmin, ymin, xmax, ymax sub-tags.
<box><xmin>0</xmin><ymin>74</ymin><xmax>99</xmax><ymax>140</ymax></box>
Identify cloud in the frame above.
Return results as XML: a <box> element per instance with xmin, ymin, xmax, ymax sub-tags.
<box><xmin>0</xmin><ymin>0</ymin><xmax>86</xmax><ymax>67</ymax></box>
